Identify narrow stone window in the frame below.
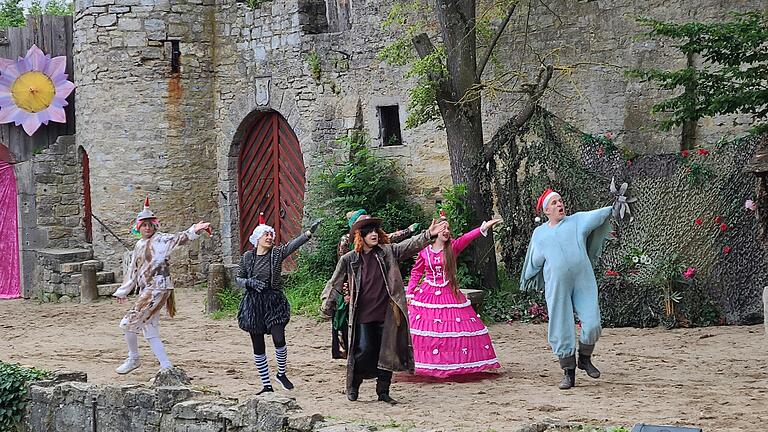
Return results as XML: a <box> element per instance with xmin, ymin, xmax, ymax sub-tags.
<box><xmin>169</xmin><ymin>40</ymin><xmax>181</xmax><ymax>73</ymax></box>
<box><xmin>377</xmin><ymin>105</ymin><xmax>402</xmax><ymax>146</ymax></box>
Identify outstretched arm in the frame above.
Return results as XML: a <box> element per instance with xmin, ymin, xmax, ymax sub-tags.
<box><xmin>575</xmin><ymin>207</ymin><xmax>613</xmax><ymax>233</ymax></box>
<box><xmin>451</xmin><ymin>219</ymin><xmax>502</xmax><ymax>255</ymax></box>
<box><xmin>388</xmin><ymin>223</ymin><xmax>418</xmax><ymax>243</ymax></box>
<box><xmin>391</xmin><ymin>219</ymin><xmax>449</xmax><ymax>261</ymax></box>
<box><xmin>280</xmin><ymin>232</ymin><xmax>310</xmax><ymax>260</ymax></box>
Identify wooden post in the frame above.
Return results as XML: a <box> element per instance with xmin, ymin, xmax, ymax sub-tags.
<box><xmin>80</xmin><ymin>262</ymin><xmax>98</xmax><ymax>303</ymax></box>
<box><xmin>207</xmin><ymin>263</ymin><xmax>225</xmax><ymax>314</ymax></box>
<box><xmin>763</xmin><ymin>286</ymin><xmax>768</xmax><ymax>336</ymax></box>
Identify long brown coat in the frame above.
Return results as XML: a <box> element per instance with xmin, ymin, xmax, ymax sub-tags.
<box><xmin>321</xmin><ymin>230</ymin><xmax>435</xmax><ymax>392</ymax></box>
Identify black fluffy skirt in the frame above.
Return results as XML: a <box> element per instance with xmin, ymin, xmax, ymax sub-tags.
<box><xmin>237</xmin><ymin>289</ymin><xmax>291</xmax><ymax>334</ymax></box>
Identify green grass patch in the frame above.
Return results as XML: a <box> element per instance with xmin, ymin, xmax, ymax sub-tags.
<box><xmin>208</xmin><ymin>285</ymin><xmax>242</xmax><ymax>320</ymax></box>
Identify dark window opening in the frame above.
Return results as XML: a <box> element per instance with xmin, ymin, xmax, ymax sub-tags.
<box><xmin>168</xmin><ymin>40</ymin><xmax>181</xmax><ymax>73</ymax></box>
<box><xmin>378</xmin><ymin>105</ymin><xmax>403</xmax><ymax>147</ymax></box>
<box><xmin>298</xmin><ymin>0</ymin><xmax>351</xmax><ymax>34</ymax></box>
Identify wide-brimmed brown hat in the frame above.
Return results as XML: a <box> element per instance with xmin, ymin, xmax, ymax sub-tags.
<box><xmin>349</xmin><ymin>214</ymin><xmax>383</xmax><ymax>234</ymax></box>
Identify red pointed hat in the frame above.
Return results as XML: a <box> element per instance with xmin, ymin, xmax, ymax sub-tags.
<box><xmin>258</xmin><ymin>212</ymin><xmax>266</xmax><ymax>225</ymax></box>
<box><xmin>136</xmin><ymin>195</ymin><xmax>156</xmax><ymax>221</ymax></box>
<box><xmin>536</xmin><ymin>189</ymin><xmax>560</xmax><ymax>213</ymax></box>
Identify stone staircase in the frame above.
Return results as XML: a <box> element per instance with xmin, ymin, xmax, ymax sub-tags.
<box><xmin>36</xmin><ymin>248</ymin><xmax>119</xmax><ymax>302</ymax></box>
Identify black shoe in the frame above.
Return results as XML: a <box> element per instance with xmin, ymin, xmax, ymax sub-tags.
<box><xmin>558</xmin><ymin>369</ymin><xmax>576</xmax><ymax>390</ymax></box>
<box><xmin>578</xmin><ymin>354</ymin><xmax>601</xmax><ymax>378</ymax></box>
<box><xmin>256</xmin><ymin>385</ymin><xmax>274</xmax><ymax>395</ymax></box>
<box><xmin>347</xmin><ymin>387</ymin><xmax>359</xmax><ymax>401</ymax></box>
<box><xmin>378</xmin><ymin>393</ymin><xmax>397</xmax><ymax>405</ymax></box>
<box><xmin>275</xmin><ymin>373</ymin><xmax>294</xmax><ymax>390</ymax></box>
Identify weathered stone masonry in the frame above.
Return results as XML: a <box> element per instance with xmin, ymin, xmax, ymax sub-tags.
<box><xmin>68</xmin><ymin>0</ymin><xmax>764</xmax><ymax>286</ymax></box>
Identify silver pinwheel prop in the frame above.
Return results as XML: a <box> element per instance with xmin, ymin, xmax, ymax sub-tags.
<box><xmin>610</xmin><ymin>177</ymin><xmax>637</xmax><ymax>221</ymax></box>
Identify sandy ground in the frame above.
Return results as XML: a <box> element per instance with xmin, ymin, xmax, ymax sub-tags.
<box><xmin>1</xmin><ymin>288</ymin><xmax>766</xmax><ymax>432</ymax></box>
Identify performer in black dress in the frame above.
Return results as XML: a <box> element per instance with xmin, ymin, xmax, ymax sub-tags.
<box><xmin>236</xmin><ymin>212</ymin><xmax>321</xmax><ymax>394</ymax></box>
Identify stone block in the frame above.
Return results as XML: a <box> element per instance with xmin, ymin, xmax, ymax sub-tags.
<box><xmin>95</xmin><ymin>14</ymin><xmax>117</xmax><ymax>27</ymax></box>
<box><xmin>172</xmin><ymin>400</ymin><xmax>209</xmax><ymax>420</ymax></box>
<box><xmin>287</xmin><ymin>413</ymin><xmax>324</xmax><ymax>431</ymax></box>
<box><xmin>155</xmin><ymin>386</ymin><xmax>193</xmax><ymax>412</ymax></box>
<box><xmin>145</xmin><ymin>18</ymin><xmax>166</xmax><ymax>32</ymax></box>
<box><xmin>152</xmin><ymin>367</ymin><xmax>191</xmax><ymax>387</ymax></box>
<box><xmin>118</xmin><ymin>18</ymin><xmax>142</xmax><ymax>31</ymax></box>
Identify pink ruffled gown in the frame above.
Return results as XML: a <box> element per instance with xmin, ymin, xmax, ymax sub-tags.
<box><xmin>406</xmin><ymin>227</ymin><xmax>500</xmax><ymax>377</ymax></box>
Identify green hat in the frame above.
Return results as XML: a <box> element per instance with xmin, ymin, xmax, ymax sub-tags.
<box><xmin>347</xmin><ymin>209</ymin><xmax>367</xmax><ymax>229</ymax></box>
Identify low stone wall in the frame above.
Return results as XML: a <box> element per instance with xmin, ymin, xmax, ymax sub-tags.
<box><xmin>22</xmin><ymin>370</ymin><xmax>326</xmax><ymax>432</ymax></box>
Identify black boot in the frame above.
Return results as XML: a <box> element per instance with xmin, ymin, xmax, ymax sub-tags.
<box><xmin>376</xmin><ymin>373</ymin><xmax>396</xmax><ymax>405</ymax></box>
<box><xmin>578</xmin><ymin>354</ymin><xmax>601</xmax><ymax>378</ymax></box>
<box><xmin>559</xmin><ymin>368</ymin><xmax>576</xmax><ymax>390</ymax></box>
<box><xmin>558</xmin><ymin>355</ymin><xmax>576</xmax><ymax>390</ymax></box>
<box><xmin>347</xmin><ymin>376</ymin><xmax>362</xmax><ymax>401</ymax></box>
<box><xmin>578</xmin><ymin>344</ymin><xmax>601</xmax><ymax>378</ymax></box>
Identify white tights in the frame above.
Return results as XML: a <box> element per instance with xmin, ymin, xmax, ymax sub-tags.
<box><xmin>124</xmin><ymin>331</ymin><xmax>172</xmax><ymax>369</ymax></box>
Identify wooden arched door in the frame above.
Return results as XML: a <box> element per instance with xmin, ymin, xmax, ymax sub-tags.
<box><xmin>238</xmin><ymin>112</ymin><xmax>306</xmax><ymax>260</ymax></box>
<box><xmin>80</xmin><ymin>147</ymin><xmax>93</xmax><ymax>243</ymax></box>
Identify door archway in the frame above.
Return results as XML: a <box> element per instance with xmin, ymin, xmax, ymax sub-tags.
<box><xmin>237</xmin><ymin>111</ymin><xmax>306</xmax><ymax>261</ymax></box>
<box><xmin>79</xmin><ymin>146</ymin><xmax>93</xmax><ymax>243</ymax></box>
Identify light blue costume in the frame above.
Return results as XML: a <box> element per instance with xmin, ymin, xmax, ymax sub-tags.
<box><xmin>520</xmin><ymin>206</ymin><xmax>613</xmax><ymax>361</ymax></box>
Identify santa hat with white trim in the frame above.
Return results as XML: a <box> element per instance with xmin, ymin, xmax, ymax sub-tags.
<box><xmin>534</xmin><ymin>188</ymin><xmax>560</xmax><ymax>223</ymax></box>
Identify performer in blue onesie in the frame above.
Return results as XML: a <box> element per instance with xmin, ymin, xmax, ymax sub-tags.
<box><xmin>520</xmin><ymin>188</ymin><xmax>614</xmax><ymax>389</ymax></box>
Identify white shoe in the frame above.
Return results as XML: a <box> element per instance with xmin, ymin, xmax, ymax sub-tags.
<box><xmin>115</xmin><ymin>357</ymin><xmax>141</xmax><ymax>374</ymax></box>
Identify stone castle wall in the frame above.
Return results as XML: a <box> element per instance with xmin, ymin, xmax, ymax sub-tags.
<box><xmin>71</xmin><ymin>0</ymin><xmax>765</xmax><ymax>279</ymax></box>
<box><xmin>73</xmin><ymin>0</ymin><xmax>220</xmax><ymax>280</ymax></box>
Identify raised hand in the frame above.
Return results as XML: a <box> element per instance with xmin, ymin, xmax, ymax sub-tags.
<box><xmin>481</xmin><ymin>218</ymin><xmax>503</xmax><ymax>232</ymax></box>
<box><xmin>193</xmin><ymin>221</ymin><xmax>211</xmax><ymax>235</ymax></box>
<box><xmin>428</xmin><ymin>219</ymin><xmax>450</xmax><ymax>237</ymax></box>
<box><xmin>308</xmin><ymin>219</ymin><xmax>323</xmax><ymax>234</ymax></box>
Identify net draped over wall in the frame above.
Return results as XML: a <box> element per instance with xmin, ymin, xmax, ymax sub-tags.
<box><xmin>494</xmin><ymin>110</ymin><xmax>766</xmax><ymax>327</ymax></box>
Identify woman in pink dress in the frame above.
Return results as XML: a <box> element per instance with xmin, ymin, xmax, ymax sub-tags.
<box><xmin>406</xmin><ymin>216</ymin><xmax>502</xmax><ymax>377</ymax></box>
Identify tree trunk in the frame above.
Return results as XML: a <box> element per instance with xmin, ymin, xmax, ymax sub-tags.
<box><xmin>434</xmin><ymin>0</ymin><xmax>499</xmax><ymax>290</ymax></box>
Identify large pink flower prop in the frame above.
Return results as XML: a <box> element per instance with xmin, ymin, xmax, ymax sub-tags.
<box><xmin>0</xmin><ymin>45</ymin><xmax>75</xmax><ymax>136</ymax></box>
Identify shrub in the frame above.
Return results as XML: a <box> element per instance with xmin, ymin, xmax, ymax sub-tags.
<box><xmin>284</xmin><ymin>132</ymin><xmax>427</xmax><ymax>317</ymax></box>
<box><xmin>0</xmin><ymin>361</ymin><xmax>51</xmax><ymax>430</ymax></box>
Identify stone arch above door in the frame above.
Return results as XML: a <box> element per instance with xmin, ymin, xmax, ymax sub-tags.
<box><xmin>224</xmin><ymin>109</ymin><xmax>306</xmax><ymax>266</ymax></box>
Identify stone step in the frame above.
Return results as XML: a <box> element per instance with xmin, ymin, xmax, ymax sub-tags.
<box><xmin>98</xmin><ymin>283</ymin><xmax>121</xmax><ymax>297</ymax></box>
<box><xmin>37</xmin><ymin>248</ymin><xmax>93</xmax><ymax>266</ymax></box>
<box><xmin>71</xmin><ymin>271</ymin><xmax>115</xmax><ymax>286</ymax></box>
<box><xmin>59</xmin><ymin>259</ymin><xmax>104</xmax><ymax>274</ymax></box>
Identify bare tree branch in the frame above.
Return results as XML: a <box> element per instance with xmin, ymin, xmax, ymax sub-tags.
<box><xmin>482</xmin><ymin>64</ymin><xmax>554</xmax><ymax>162</ymax></box>
<box><xmin>513</xmin><ymin>64</ymin><xmax>554</xmax><ymax>127</ymax></box>
<box><xmin>476</xmin><ymin>2</ymin><xmax>519</xmax><ymax>81</ymax></box>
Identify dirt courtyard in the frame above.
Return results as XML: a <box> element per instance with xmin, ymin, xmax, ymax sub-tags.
<box><xmin>2</xmin><ymin>288</ymin><xmax>766</xmax><ymax>431</ymax></box>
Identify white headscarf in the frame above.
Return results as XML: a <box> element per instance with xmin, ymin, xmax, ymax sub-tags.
<box><xmin>249</xmin><ymin>224</ymin><xmax>275</xmax><ymax>247</ymax></box>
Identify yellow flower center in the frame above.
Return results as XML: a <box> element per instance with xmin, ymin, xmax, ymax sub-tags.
<box><xmin>10</xmin><ymin>71</ymin><xmax>55</xmax><ymax>113</ymax></box>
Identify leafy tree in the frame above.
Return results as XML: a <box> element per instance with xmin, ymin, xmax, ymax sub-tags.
<box><xmin>628</xmin><ymin>12</ymin><xmax>768</xmax><ymax>143</ymax></box>
<box><xmin>379</xmin><ymin>0</ymin><xmax>558</xmax><ymax>290</ymax></box>
<box><xmin>28</xmin><ymin>0</ymin><xmax>74</xmax><ymax>16</ymax></box>
<box><xmin>0</xmin><ymin>0</ymin><xmax>25</xmax><ymax>28</ymax></box>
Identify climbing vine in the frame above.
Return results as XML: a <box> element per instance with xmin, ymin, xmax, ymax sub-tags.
<box><xmin>0</xmin><ymin>361</ymin><xmax>51</xmax><ymax>430</ymax></box>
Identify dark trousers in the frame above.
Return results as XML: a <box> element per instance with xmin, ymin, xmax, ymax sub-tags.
<box><xmin>331</xmin><ymin>325</ymin><xmax>349</xmax><ymax>359</ymax></box>
<box><xmin>352</xmin><ymin>321</ymin><xmax>392</xmax><ymax>395</ymax></box>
